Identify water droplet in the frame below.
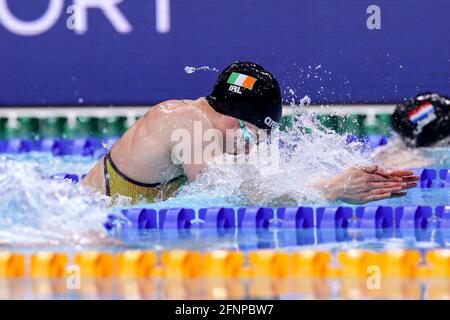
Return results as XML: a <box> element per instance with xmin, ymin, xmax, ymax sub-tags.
<box><xmin>184</xmin><ymin>66</ymin><xmax>219</xmax><ymax>74</ymax></box>
<box><xmin>184</xmin><ymin>66</ymin><xmax>196</xmax><ymax>74</ymax></box>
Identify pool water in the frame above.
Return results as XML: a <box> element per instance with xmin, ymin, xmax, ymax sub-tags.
<box><xmin>0</xmin><ymin>144</ymin><xmax>449</xmax><ymax>250</ymax></box>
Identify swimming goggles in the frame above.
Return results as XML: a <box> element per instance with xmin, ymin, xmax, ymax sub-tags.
<box><xmin>238</xmin><ymin>119</ymin><xmax>258</xmax><ymax>144</ymax></box>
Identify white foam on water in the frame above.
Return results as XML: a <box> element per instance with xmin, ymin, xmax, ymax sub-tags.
<box><xmin>373</xmin><ymin>135</ymin><xmax>433</xmax><ymax>169</ymax></box>
<box><xmin>0</xmin><ymin>155</ymin><xmax>111</xmax><ymax>247</ymax></box>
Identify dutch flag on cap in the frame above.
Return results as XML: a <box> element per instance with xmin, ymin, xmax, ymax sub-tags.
<box><xmin>408</xmin><ymin>102</ymin><xmax>436</xmax><ymax>124</ymax></box>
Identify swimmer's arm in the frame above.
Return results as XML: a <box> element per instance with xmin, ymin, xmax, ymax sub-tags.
<box><xmin>171</xmin><ymin>136</ymin><xmax>222</xmax><ymax>182</ymax></box>
<box><xmin>169</xmin><ymin>129</ymin><xmax>223</xmax><ymax>182</ymax></box>
<box><xmin>80</xmin><ymin>159</ymin><xmax>106</xmax><ymax>194</ymax></box>
<box><xmin>170</xmin><ymin>142</ymin><xmax>209</xmax><ymax>181</ymax></box>
<box><xmin>237</xmin><ymin>177</ymin><xmax>300</xmax><ymax>207</ymax></box>
<box><xmin>311</xmin><ymin>165</ymin><xmax>419</xmax><ymax>204</ymax></box>
<box><xmin>182</xmin><ymin>163</ymin><xmax>209</xmax><ymax>182</ymax></box>
<box><xmin>181</xmin><ymin>162</ymin><xmax>419</xmax><ymax>206</ymax></box>
<box><xmin>238</xmin><ymin>165</ymin><xmax>419</xmax><ymax>206</ymax></box>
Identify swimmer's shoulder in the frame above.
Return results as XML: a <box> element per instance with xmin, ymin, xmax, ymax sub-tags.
<box><xmin>147</xmin><ymin>99</ymin><xmax>197</xmax><ymax>115</ymax></box>
<box><xmin>148</xmin><ymin>98</ymin><xmax>213</xmax><ymax>126</ymax></box>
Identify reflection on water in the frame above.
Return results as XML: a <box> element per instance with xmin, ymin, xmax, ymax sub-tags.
<box><xmin>2</xmin><ymin>275</ymin><xmax>450</xmax><ymax>300</ymax></box>
<box><xmin>113</xmin><ymin>227</ymin><xmax>450</xmax><ymax>252</ymax></box>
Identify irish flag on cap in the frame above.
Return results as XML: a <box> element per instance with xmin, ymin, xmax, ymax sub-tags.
<box><xmin>227</xmin><ymin>72</ymin><xmax>257</xmax><ymax>90</ymax></box>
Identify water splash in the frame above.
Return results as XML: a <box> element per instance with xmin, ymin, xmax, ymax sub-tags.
<box><xmin>5</xmin><ymin>152</ymin><xmax>95</xmax><ymax>176</ymax></box>
<box><xmin>184</xmin><ymin>66</ymin><xmax>219</xmax><ymax>74</ymax></box>
<box><xmin>281</xmin><ymin>63</ymin><xmax>352</xmax><ymax>104</ymax></box>
<box><xmin>165</xmin><ymin>97</ymin><xmax>374</xmax><ymax>208</ymax></box>
<box><xmin>373</xmin><ymin>135</ymin><xmax>434</xmax><ymax>169</ymax></box>
<box><xmin>0</xmin><ymin>155</ymin><xmax>111</xmax><ymax>247</ymax></box>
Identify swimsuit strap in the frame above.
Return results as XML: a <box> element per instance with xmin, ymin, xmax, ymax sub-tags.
<box><xmin>104</xmin><ymin>150</ymin><xmax>184</xmax><ymax>189</ymax></box>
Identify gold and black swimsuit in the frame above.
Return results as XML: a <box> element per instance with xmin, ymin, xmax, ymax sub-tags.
<box><xmin>103</xmin><ymin>151</ymin><xmax>187</xmax><ymax>204</ymax></box>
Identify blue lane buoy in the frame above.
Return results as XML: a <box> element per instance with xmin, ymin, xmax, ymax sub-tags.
<box><xmin>277</xmin><ymin>206</ymin><xmax>314</xmax><ymax>229</ymax></box>
<box><xmin>159</xmin><ymin>208</ymin><xmax>196</xmax><ymax>229</ymax></box>
<box><xmin>50</xmin><ymin>173</ymin><xmax>79</xmax><ymax>183</ymax></box>
<box><xmin>355</xmin><ymin>206</ymin><xmax>394</xmax><ymax>229</ymax></box>
<box><xmin>316</xmin><ymin>206</ymin><xmax>353</xmax><ymax>229</ymax></box>
<box><xmin>198</xmin><ymin>207</ymin><xmax>235</xmax><ymax>229</ymax></box>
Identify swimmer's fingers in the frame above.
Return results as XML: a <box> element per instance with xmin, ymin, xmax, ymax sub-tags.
<box><xmin>361</xmin><ymin>165</ymin><xmax>415</xmax><ymax>178</ymax></box>
<box><xmin>365</xmin><ymin>181</ymin><xmax>407</xmax><ymax>190</ymax></box>
<box><xmin>364</xmin><ymin>190</ymin><xmax>407</xmax><ymax>202</ymax></box>
<box><xmin>364</xmin><ymin>192</ymin><xmax>392</xmax><ymax>202</ymax></box>
<box><xmin>360</xmin><ymin>164</ymin><xmax>378</xmax><ymax>174</ymax></box>
<box><xmin>375</xmin><ymin>168</ymin><xmax>415</xmax><ymax>177</ymax></box>
<box><xmin>367</xmin><ymin>174</ymin><xmax>403</xmax><ymax>182</ymax></box>
<box><xmin>405</xmin><ymin>182</ymin><xmax>418</xmax><ymax>189</ymax></box>
<box><xmin>368</xmin><ymin>186</ymin><xmax>404</xmax><ymax>195</ymax></box>
<box><xmin>368</xmin><ymin>182</ymin><xmax>417</xmax><ymax>191</ymax></box>
<box><xmin>402</xmin><ymin>175</ymin><xmax>420</xmax><ymax>182</ymax></box>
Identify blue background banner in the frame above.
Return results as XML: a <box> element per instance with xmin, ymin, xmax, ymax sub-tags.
<box><xmin>0</xmin><ymin>0</ymin><xmax>449</xmax><ymax>106</ymax></box>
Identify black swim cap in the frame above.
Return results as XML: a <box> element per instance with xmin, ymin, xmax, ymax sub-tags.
<box><xmin>207</xmin><ymin>61</ymin><xmax>282</xmax><ymax>132</ymax></box>
<box><xmin>392</xmin><ymin>92</ymin><xmax>450</xmax><ymax>147</ymax></box>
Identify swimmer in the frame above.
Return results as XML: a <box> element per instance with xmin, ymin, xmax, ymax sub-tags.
<box><xmin>393</xmin><ymin>92</ymin><xmax>450</xmax><ymax>147</ymax></box>
<box><xmin>82</xmin><ymin>61</ymin><xmax>418</xmax><ymax>205</ymax></box>
<box><xmin>375</xmin><ymin>92</ymin><xmax>450</xmax><ymax>168</ymax></box>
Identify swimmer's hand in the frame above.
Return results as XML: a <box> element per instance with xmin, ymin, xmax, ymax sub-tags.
<box><xmin>314</xmin><ymin>165</ymin><xmax>419</xmax><ymax>204</ymax></box>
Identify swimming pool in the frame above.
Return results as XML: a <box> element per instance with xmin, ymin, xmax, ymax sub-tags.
<box><xmin>1</xmin><ymin>123</ymin><xmax>450</xmax><ymax>299</ymax></box>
